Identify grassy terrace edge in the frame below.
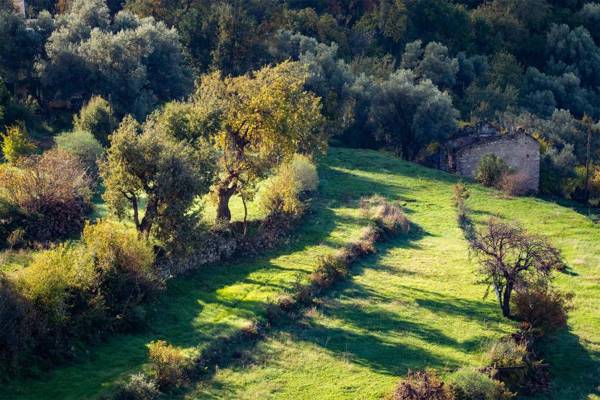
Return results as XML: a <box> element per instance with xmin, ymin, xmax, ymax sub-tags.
<box><xmin>2</xmin><ymin>148</ymin><xmax>599</xmax><ymax>400</ymax></box>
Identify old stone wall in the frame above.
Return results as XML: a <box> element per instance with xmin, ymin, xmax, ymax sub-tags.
<box><xmin>455</xmin><ymin>135</ymin><xmax>540</xmax><ymax>192</ymax></box>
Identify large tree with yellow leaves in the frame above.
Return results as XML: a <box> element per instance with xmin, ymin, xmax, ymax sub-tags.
<box><xmin>195</xmin><ymin>61</ymin><xmax>327</xmax><ymax>222</ymax></box>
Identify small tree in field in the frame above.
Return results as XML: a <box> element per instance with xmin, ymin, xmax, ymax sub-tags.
<box><xmin>194</xmin><ymin>61</ymin><xmax>326</xmax><ymax>223</ymax></box>
<box><xmin>471</xmin><ymin>218</ymin><xmax>564</xmax><ymax>318</ymax></box>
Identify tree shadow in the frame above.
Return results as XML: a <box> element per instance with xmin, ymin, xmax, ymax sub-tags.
<box><xmin>3</xmin><ymin>197</ymin><xmax>360</xmax><ymax>398</ymax></box>
<box><xmin>532</xmin><ymin>328</ymin><xmax>600</xmax><ymax>400</ymax></box>
<box><xmin>540</xmin><ymin>195</ymin><xmax>600</xmax><ymax>224</ymax></box>
<box><xmin>183</xmin><ymin>220</ymin><xmax>509</xmax><ymax>396</ymax></box>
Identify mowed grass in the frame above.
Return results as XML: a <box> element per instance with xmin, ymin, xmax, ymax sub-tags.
<box><xmin>2</xmin><ymin>148</ymin><xmax>599</xmax><ymax>400</ymax></box>
<box><xmin>189</xmin><ymin>148</ymin><xmax>600</xmax><ymax>400</ymax></box>
<box><xmin>0</xmin><ymin>153</ymin><xmax>372</xmax><ymax>400</ymax></box>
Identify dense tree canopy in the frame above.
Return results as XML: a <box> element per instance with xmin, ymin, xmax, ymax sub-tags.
<box><xmin>100</xmin><ymin>115</ymin><xmax>215</xmax><ymax>241</ymax></box>
<box><xmin>194</xmin><ymin>61</ymin><xmax>326</xmax><ymax>222</ymax></box>
<box><xmin>38</xmin><ymin>0</ymin><xmax>191</xmax><ymax>118</ymax></box>
<box><xmin>1</xmin><ymin>0</ymin><xmax>600</xmax><ymax>203</ymax></box>
<box><xmin>370</xmin><ymin>69</ymin><xmax>459</xmax><ymax>159</ymax></box>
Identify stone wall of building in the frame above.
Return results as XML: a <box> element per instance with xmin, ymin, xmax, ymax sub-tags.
<box><xmin>455</xmin><ymin>134</ymin><xmax>540</xmax><ymax>192</ymax></box>
<box><xmin>13</xmin><ymin>0</ymin><xmax>26</xmax><ymax>17</ymax></box>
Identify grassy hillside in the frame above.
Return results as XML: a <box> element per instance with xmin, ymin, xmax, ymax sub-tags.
<box><xmin>191</xmin><ymin>149</ymin><xmax>600</xmax><ymax>400</ymax></box>
<box><xmin>2</xmin><ymin>148</ymin><xmax>598</xmax><ymax>400</ymax></box>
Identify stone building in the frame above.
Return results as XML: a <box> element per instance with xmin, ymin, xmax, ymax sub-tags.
<box><xmin>12</xmin><ymin>0</ymin><xmax>26</xmax><ymax>17</ymax></box>
<box><xmin>440</xmin><ymin>123</ymin><xmax>540</xmax><ymax>192</ymax></box>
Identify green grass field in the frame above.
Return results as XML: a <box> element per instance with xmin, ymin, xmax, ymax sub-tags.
<box><xmin>2</xmin><ymin>148</ymin><xmax>598</xmax><ymax>400</ymax></box>
<box><xmin>188</xmin><ymin>149</ymin><xmax>600</xmax><ymax>400</ymax></box>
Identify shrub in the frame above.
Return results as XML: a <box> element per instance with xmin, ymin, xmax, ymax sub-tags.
<box><xmin>309</xmin><ymin>253</ymin><xmax>348</xmax><ymax>290</ymax></box>
<box><xmin>0</xmin><ymin>198</ymin><xmax>26</xmax><ymax>249</ymax></box>
<box><xmin>73</xmin><ymin>96</ymin><xmax>117</xmax><ymax>145</ymax></box>
<box><xmin>111</xmin><ymin>373</ymin><xmax>160</xmax><ymax>400</ymax></box>
<box><xmin>498</xmin><ymin>171</ymin><xmax>531</xmax><ymax>197</ymax></box>
<box><xmin>486</xmin><ymin>339</ymin><xmax>528</xmax><ymax>370</ymax></box>
<box><xmin>360</xmin><ymin>195</ymin><xmax>410</xmax><ymax>234</ymax></box>
<box><xmin>452</xmin><ymin>182</ymin><xmax>470</xmax><ymax>223</ymax></box>
<box><xmin>0</xmin><ymin>274</ymin><xmax>35</xmax><ymax>374</ymax></box>
<box><xmin>1</xmin><ymin>125</ymin><xmax>36</xmax><ymax>163</ymax></box>
<box><xmin>1</xmin><ymin>220</ymin><xmax>159</xmax><ymax>372</ymax></box>
<box><xmin>147</xmin><ymin>340</ymin><xmax>195</xmax><ymax>389</ymax></box>
<box><xmin>55</xmin><ymin>130</ymin><xmax>103</xmax><ymax>175</ymax></box>
<box><xmin>393</xmin><ymin>370</ymin><xmax>454</xmax><ymax>400</ymax></box>
<box><xmin>289</xmin><ymin>154</ymin><xmax>319</xmax><ymax>193</ymax></box>
<box><xmin>16</xmin><ymin>245</ymin><xmax>99</xmax><ymax>343</ymax></box>
<box><xmin>372</xmin><ymin>202</ymin><xmax>410</xmax><ymax>233</ymax></box>
<box><xmin>0</xmin><ymin>149</ymin><xmax>93</xmax><ymax>243</ymax></box>
<box><xmin>512</xmin><ymin>288</ymin><xmax>573</xmax><ymax>336</ymax></box>
<box><xmin>476</xmin><ymin>154</ymin><xmax>509</xmax><ymax>187</ymax></box>
<box><xmin>450</xmin><ymin>368</ymin><xmax>512</xmax><ymax>400</ymax></box>
<box><xmin>258</xmin><ymin>154</ymin><xmax>319</xmax><ymax>217</ymax></box>
<box><xmin>344</xmin><ymin>226</ymin><xmax>379</xmax><ymax>262</ymax></box>
<box><xmin>82</xmin><ymin>220</ymin><xmax>160</xmax><ymax>328</ymax></box>
<box><xmin>485</xmin><ymin>338</ymin><xmax>530</xmax><ymax>392</ymax></box>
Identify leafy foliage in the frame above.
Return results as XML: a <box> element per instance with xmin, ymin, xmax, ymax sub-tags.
<box><xmin>146</xmin><ymin>340</ymin><xmax>194</xmax><ymax>389</ymax></box>
<box><xmin>39</xmin><ymin>0</ymin><xmax>191</xmax><ymax>118</ymax></box>
<box><xmin>100</xmin><ymin>115</ymin><xmax>214</xmax><ymax>242</ymax></box>
<box><xmin>194</xmin><ymin>61</ymin><xmax>326</xmax><ymax>222</ymax></box>
<box><xmin>450</xmin><ymin>368</ymin><xmax>512</xmax><ymax>400</ymax></box>
<box><xmin>475</xmin><ymin>154</ymin><xmax>509</xmax><ymax>187</ymax></box>
<box><xmin>73</xmin><ymin>96</ymin><xmax>117</xmax><ymax>146</ymax></box>
<box><xmin>393</xmin><ymin>370</ymin><xmax>454</xmax><ymax>400</ymax></box>
<box><xmin>1</xmin><ymin>125</ymin><xmax>36</xmax><ymax>163</ymax></box>
<box><xmin>370</xmin><ymin>69</ymin><xmax>458</xmax><ymax>159</ymax></box>
<box><xmin>0</xmin><ymin>148</ymin><xmax>92</xmax><ymax>243</ymax></box>
<box><xmin>257</xmin><ymin>154</ymin><xmax>318</xmax><ymax>217</ymax></box>
<box><xmin>0</xmin><ymin>220</ymin><xmax>158</xmax><ymax>373</ymax></box>
<box><xmin>513</xmin><ymin>288</ymin><xmax>574</xmax><ymax>336</ymax></box>
<box><xmin>54</xmin><ymin>129</ymin><xmax>103</xmax><ymax>175</ymax></box>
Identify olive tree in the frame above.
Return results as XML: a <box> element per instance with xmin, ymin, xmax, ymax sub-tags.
<box><xmin>40</xmin><ymin>0</ymin><xmax>192</xmax><ymax>119</ymax></box>
<box><xmin>100</xmin><ymin>115</ymin><xmax>214</xmax><ymax>241</ymax></box>
<box><xmin>194</xmin><ymin>61</ymin><xmax>326</xmax><ymax>222</ymax></box>
<box><xmin>401</xmin><ymin>40</ymin><xmax>459</xmax><ymax>89</ymax></box>
<box><xmin>369</xmin><ymin>69</ymin><xmax>458</xmax><ymax>160</ymax></box>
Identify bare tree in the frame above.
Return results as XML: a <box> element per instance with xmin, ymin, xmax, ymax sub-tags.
<box><xmin>471</xmin><ymin>218</ymin><xmax>565</xmax><ymax>318</ymax></box>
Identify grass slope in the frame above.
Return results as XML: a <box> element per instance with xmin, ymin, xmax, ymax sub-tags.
<box><xmin>0</xmin><ymin>158</ymin><xmax>371</xmax><ymax>400</ymax></box>
<box><xmin>190</xmin><ymin>148</ymin><xmax>600</xmax><ymax>400</ymax></box>
<box><xmin>2</xmin><ymin>148</ymin><xmax>598</xmax><ymax>400</ymax></box>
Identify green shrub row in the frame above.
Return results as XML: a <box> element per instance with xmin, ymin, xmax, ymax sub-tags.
<box><xmin>271</xmin><ymin>195</ymin><xmax>410</xmax><ymax>317</ymax></box>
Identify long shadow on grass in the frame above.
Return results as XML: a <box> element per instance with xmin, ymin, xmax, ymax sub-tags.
<box><xmin>532</xmin><ymin>329</ymin><xmax>600</xmax><ymax>400</ymax></box>
<box><xmin>280</xmin><ymin>227</ymin><xmax>507</xmax><ymax>375</ymax></box>
<box><xmin>2</xmin><ymin>199</ymin><xmax>359</xmax><ymax>400</ymax></box>
<box><xmin>186</xmin><ymin>221</ymin><xmax>511</xmax><ymax>397</ymax></box>
<box><xmin>327</xmin><ymin>148</ymin><xmax>461</xmax><ymax>186</ymax></box>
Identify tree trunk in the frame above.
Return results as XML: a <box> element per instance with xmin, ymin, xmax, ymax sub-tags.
<box><xmin>501</xmin><ymin>281</ymin><xmax>514</xmax><ymax>318</ymax></box>
<box><xmin>139</xmin><ymin>197</ymin><xmax>158</xmax><ymax>240</ymax></box>
<box><xmin>215</xmin><ymin>185</ymin><xmax>236</xmax><ymax>223</ymax></box>
<box><xmin>241</xmin><ymin>193</ymin><xmax>248</xmax><ymax>237</ymax></box>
